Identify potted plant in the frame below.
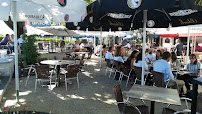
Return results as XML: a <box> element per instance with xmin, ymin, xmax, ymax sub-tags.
<box><xmin>21</xmin><ymin>34</ymin><xmax>40</xmax><ymax>65</ymax></box>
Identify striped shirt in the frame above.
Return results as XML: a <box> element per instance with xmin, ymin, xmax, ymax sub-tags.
<box><xmin>187</xmin><ymin>62</ymin><xmax>201</xmax><ymax>72</ymax></box>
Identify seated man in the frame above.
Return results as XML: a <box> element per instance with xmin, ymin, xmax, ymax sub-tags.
<box><xmin>105</xmin><ymin>47</ymin><xmax>114</xmax><ymax>65</ymax></box>
<box><xmin>1</xmin><ymin>34</ymin><xmax>11</xmax><ymax>45</ymax></box>
<box><xmin>153</xmin><ymin>52</ymin><xmax>185</xmax><ymax>89</ymax></box>
<box><xmin>146</xmin><ymin>49</ymin><xmax>155</xmax><ymax>64</ymax></box>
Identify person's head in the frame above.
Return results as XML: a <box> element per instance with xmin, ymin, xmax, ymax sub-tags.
<box><xmin>108</xmin><ymin>47</ymin><xmax>113</xmax><ymax>52</ymax></box>
<box><xmin>11</xmin><ymin>34</ymin><xmax>14</xmax><ymax>38</ymax></box>
<box><xmin>130</xmin><ymin>50</ymin><xmax>139</xmax><ymax>59</ymax></box>
<box><xmin>6</xmin><ymin>34</ymin><xmax>10</xmax><ymax>38</ymax></box>
<box><xmin>171</xmin><ymin>52</ymin><xmax>177</xmax><ymax>62</ymax></box>
<box><xmin>189</xmin><ymin>54</ymin><xmax>198</xmax><ymax>65</ymax></box>
<box><xmin>162</xmin><ymin>52</ymin><xmax>171</xmax><ymax>61</ymax></box>
<box><xmin>115</xmin><ymin>46</ymin><xmax>122</xmax><ymax>56</ymax></box>
<box><xmin>136</xmin><ymin>53</ymin><xmax>142</xmax><ymax>63</ymax></box>
<box><xmin>177</xmin><ymin>39</ymin><xmax>181</xmax><ymax>43</ymax></box>
<box><xmin>103</xmin><ymin>45</ymin><xmax>106</xmax><ymax>48</ymax></box>
<box><xmin>149</xmin><ymin>49</ymin><xmax>154</xmax><ymax>54</ymax></box>
<box><xmin>156</xmin><ymin>50</ymin><xmax>162</xmax><ymax>57</ymax></box>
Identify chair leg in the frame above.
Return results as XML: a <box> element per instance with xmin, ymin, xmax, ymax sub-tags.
<box><xmin>105</xmin><ymin>68</ymin><xmax>108</xmax><ymax>76</ymax></box>
<box><xmin>119</xmin><ymin>72</ymin><xmax>123</xmax><ymax>83</ymax></box>
<box><xmin>49</xmin><ymin>77</ymin><xmax>52</xmax><ymax>91</ymax></box>
<box><xmin>109</xmin><ymin>69</ymin><xmax>112</xmax><ymax>78</ymax></box>
<box><xmin>25</xmin><ymin>68</ymin><xmax>32</xmax><ymax>86</ymax></box>
<box><xmin>77</xmin><ymin>76</ymin><xmax>79</xmax><ymax>89</ymax></box>
<box><xmin>35</xmin><ymin>79</ymin><xmax>38</xmax><ymax>92</ymax></box>
<box><xmin>114</xmin><ymin>70</ymin><xmax>117</xmax><ymax>79</ymax></box>
<box><xmin>134</xmin><ymin>78</ymin><xmax>137</xmax><ymax>85</ymax></box>
<box><xmin>65</xmin><ymin>76</ymin><xmax>67</xmax><ymax>91</ymax></box>
<box><xmin>126</xmin><ymin>76</ymin><xmax>130</xmax><ymax>87</ymax></box>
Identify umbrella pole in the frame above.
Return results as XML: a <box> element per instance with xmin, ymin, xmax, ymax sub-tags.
<box><xmin>186</xmin><ymin>27</ymin><xmax>191</xmax><ymax>65</ymax></box>
<box><xmin>141</xmin><ymin>10</ymin><xmax>147</xmax><ymax>85</ymax></box>
<box><xmin>12</xmin><ymin>0</ymin><xmax>19</xmax><ymax>102</ymax></box>
<box><xmin>100</xmin><ymin>27</ymin><xmax>103</xmax><ymax>71</ymax></box>
<box><xmin>94</xmin><ymin>35</ymin><xmax>96</xmax><ymax>52</ymax></box>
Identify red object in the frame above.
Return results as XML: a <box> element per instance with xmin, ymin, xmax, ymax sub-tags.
<box><xmin>160</xmin><ymin>33</ymin><xmax>202</xmax><ymax>38</ymax></box>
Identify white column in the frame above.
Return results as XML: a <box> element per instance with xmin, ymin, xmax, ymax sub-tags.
<box><xmin>94</xmin><ymin>35</ymin><xmax>96</xmax><ymax>52</ymax></box>
<box><xmin>194</xmin><ymin>36</ymin><xmax>196</xmax><ymax>53</ymax></box>
<box><xmin>186</xmin><ymin>27</ymin><xmax>191</xmax><ymax>65</ymax></box>
<box><xmin>100</xmin><ymin>27</ymin><xmax>103</xmax><ymax>71</ymax></box>
<box><xmin>12</xmin><ymin>0</ymin><xmax>19</xmax><ymax>102</ymax></box>
<box><xmin>141</xmin><ymin>10</ymin><xmax>147</xmax><ymax>85</ymax></box>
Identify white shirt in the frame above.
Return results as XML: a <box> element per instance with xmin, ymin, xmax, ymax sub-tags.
<box><xmin>9</xmin><ymin>38</ymin><xmax>14</xmax><ymax>46</ymax></box>
<box><xmin>80</xmin><ymin>43</ymin><xmax>85</xmax><ymax>49</ymax></box>
<box><xmin>114</xmin><ymin>56</ymin><xmax>124</xmax><ymax>63</ymax></box>
<box><xmin>17</xmin><ymin>38</ymin><xmax>24</xmax><ymax>46</ymax></box>
<box><xmin>146</xmin><ymin>54</ymin><xmax>156</xmax><ymax>63</ymax></box>
<box><xmin>133</xmin><ymin>60</ymin><xmax>148</xmax><ymax>71</ymax></box>
<box><xmin>105</xmin><ymin>52</ymin><xmax>113</xmax><ymax>64</ymax></box>
<box><xmin>126</xmin><ymin>43</ymin><xmax>131</xmax><ymax>48</ymax></box>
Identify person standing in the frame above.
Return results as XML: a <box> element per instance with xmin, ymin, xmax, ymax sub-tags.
<box><xmin>174</xmin><ymin>39</ymin><xmax>184</xmax><ymax>56</ymax></box>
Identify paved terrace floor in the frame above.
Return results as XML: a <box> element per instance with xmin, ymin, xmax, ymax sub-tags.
<box><xmin>0</xmin><ymin>56</ymin><xmax>202</xmax><ymax>114</ymax></box>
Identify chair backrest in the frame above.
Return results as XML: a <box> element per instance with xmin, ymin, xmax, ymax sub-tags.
<box><xmin>38</xmin><ymin>43</ymin><xmax>43</xmax><ymax>50</ymax></box>
<box><xmin>35</xmin><ymin>65</ymin><xmax>50</xmax><ymax>79</ymax></box>
<box><xmin>105</xmin><ymin>59</ymin><xmax>112</xmax><ymax>68</ymax></box>
<box><xmin>197</xmin><ymin>92</ymin><xmax>202</xmax><ymax>113</ymax></box>
<box><xmin>151</xmin><ymin>70</ymin><xmax>164</xmax><ymax>87</ymax></box>
<box><xmin>67</xmin><ymin>64</ymin><xmax>80</xmax><ymax>78</ymax></box>
<box><xmin>113</xmin><ymin>84</ymin><xmax>124</xmax><ymax>113</ymax></box>
<box><xmin>114</xmin><ymin>61</ymin><xmax>122</xmax><ymax>71</ymax></box>
<box><xmin>134</xmin><ymin>67</ymin><xmax>142</xmax><ymax>80</ymax></box>
<box><xmin>22</xmin><ymin>61</ymin><xmax>28</xmax><ymax>68</ymax></box>
<box><xmin>60</xmin><ymin>42</ymin><xmax>65</xmax><ymax>48</ymax></box>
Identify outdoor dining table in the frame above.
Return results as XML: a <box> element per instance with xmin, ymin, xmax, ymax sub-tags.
<box><xmin>40</xmin><ymin>60</ymin><xmax>75</xmax><ymax>86</ymax></box>
<box><xmin>191</xmin><ymin>77</ymin><xmax>202</xmax><ymax>114</ymax></box>
<box><xmin>125</xmin><ymin>84</ymin><xmax>181</xmax><ymax>114</ymax></box>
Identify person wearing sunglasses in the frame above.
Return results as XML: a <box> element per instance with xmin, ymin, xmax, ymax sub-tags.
<box><xmin>178</xmin><ymin>54</ymin><xmax>201</xmax><ymax>92</ymax></box>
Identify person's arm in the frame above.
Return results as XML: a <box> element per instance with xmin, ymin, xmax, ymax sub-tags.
<box><xmin>131</xmin><ymin>58</ymin><xmax>135</xmax><ymax>68</ymax></box>
<box><xmin>144</xmin><ymin>62</ymin><xmax>149</xmax><ymax>71</ymax></box>
<box><xmin>166</xmin><ymin>64</ymin><xmax>174</xmax><ymax>80</ymax></box>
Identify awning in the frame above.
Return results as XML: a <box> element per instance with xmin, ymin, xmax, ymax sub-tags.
<box><xmin>160</xmin><ymin>33</ymin><xmax>202</xmax><ymax>38</ymax></box>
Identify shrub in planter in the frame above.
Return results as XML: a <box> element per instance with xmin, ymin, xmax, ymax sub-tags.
<box><xmin>21</xmin><ymin>34</ymin><xmax>40</xmax><ymax>65</ymax></box>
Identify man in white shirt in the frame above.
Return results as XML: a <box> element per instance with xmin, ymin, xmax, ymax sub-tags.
<box><xmin>126</xmin><ymin>42</ymin><xmax>131</xmax><ymax>49</ymax></box>
<box><xmin>17</xmin><ymin>35</ymin><xmax>24</xmax><ymax>46</ymax></box>
<box><xmin>105</xmin><ymin>47</ymin><xmax>114</xmax><ymax>64</ymax></box>
<box><xmin>80</xmin><ymin>42</ymin><xmax>85</xmax><ymax>50</ymax></box>
<box><xmin>153</xmin><ymin>52</ymin><xmax>184</xmax><ymax>89</ymax></box>
<box><xmin>146</xmin><ymin>49</ymin><xmax>155</xmax><ymax>63</ymax></box>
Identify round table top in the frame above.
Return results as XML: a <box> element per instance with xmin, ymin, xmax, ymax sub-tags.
<box><xmin>40</xmin><ymin>60</ymin><xmax>75</xmax><ymax>65</ymax></box>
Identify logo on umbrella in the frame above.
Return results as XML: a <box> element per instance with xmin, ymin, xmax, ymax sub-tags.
<box><xmin>64</xmin><ymin>14</ymin><xmax>69</xmax><ymax>21</ymax></box>
<box><xmin>147</xmin><ymin>20</ymin><xmax>155</xmax><ymax>27</ymax></box>
<box><xmin>58</xmin><ymin>0</ymin><xmax>66</xmax><ymax>6</ymax></box>
<box><xmin>127</xmin><ymin>0</ymin><xmax>142</xmax><ymax>9</ymax></box>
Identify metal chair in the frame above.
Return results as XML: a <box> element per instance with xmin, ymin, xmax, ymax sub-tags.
<box><xmin>133</xmin><ymin>67</ymin><xmax>148</xmax><ymax>85</ymax></box>
<box><xmin>35</xmin><ymin>65</ymin><xmax>55</xmax><ymax>92</ymax></box>
<box><xmin>63</xmin><ymin>64</ymin><xmax>80</xmax><ymax>91</ymax></box>
<box><xmin>113</xmin><ymin>61</ymin><xmax>123</xmax><ymax>82</ymax></box>
<box><xmin>23</xmin><ymin>61</ymin><xmax>37</xmax><ymax>86</ymax></box>
<box><xmin>113</xmin><ymin>84</ymin><xmax>149</xmax><ymax>114</ymax></box>
<box><xmin>120</xmin><ymin>67</ymin><xmax>132</xmax><ymax>87</ymax></box>
<box><xmin>105</xmin><ymin>59</ymin><xmax>114</xmax><ymax>78</ymax></box>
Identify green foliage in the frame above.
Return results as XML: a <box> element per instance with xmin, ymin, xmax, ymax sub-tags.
<box><xmin>22</xmin><ymin>34</ymin><xmax>40</xmax><ymax>65</ymax></box>
<box><xmin>84</xmin><ymin>0</ymin><xmax>95</xmax><ymax>5</ymax></box>
<box><xmin>36</xmin><ymin>38</ymin><xmax>76</xmax><ymax>43</ymax></box>
<box><xmin>0</xmin><ymin>34</ymin><xmax>4</xmax><ymax>41</ymax></box>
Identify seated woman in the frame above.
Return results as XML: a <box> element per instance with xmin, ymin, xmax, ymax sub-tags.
<box><xmin>124</xmin><ymin>50</ymin><xmax>139</xmax><ymax>69</ymax></box>
<box><xmin>134</xmin><ymin>53</ymin><xmax>149</xmax><ymax>72</ymax></box>
<box><xmin>171</xmin><ymin>52</ymin><xmax>181</xmax><ymax>69</ymax></box>
<box><xmin>178</xmin><ymin>54</ymin><xmax>201</xmax><ymax>91</ymax></box>
<box><xmin>114</xmin><ymin>46</ymin><xmax>124</xmax><ymax>63</ymax></box>
<box><xmin>156</xmin><ymin>50</ymin><xmax>162</xmax><ymax>60</ymax></box>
